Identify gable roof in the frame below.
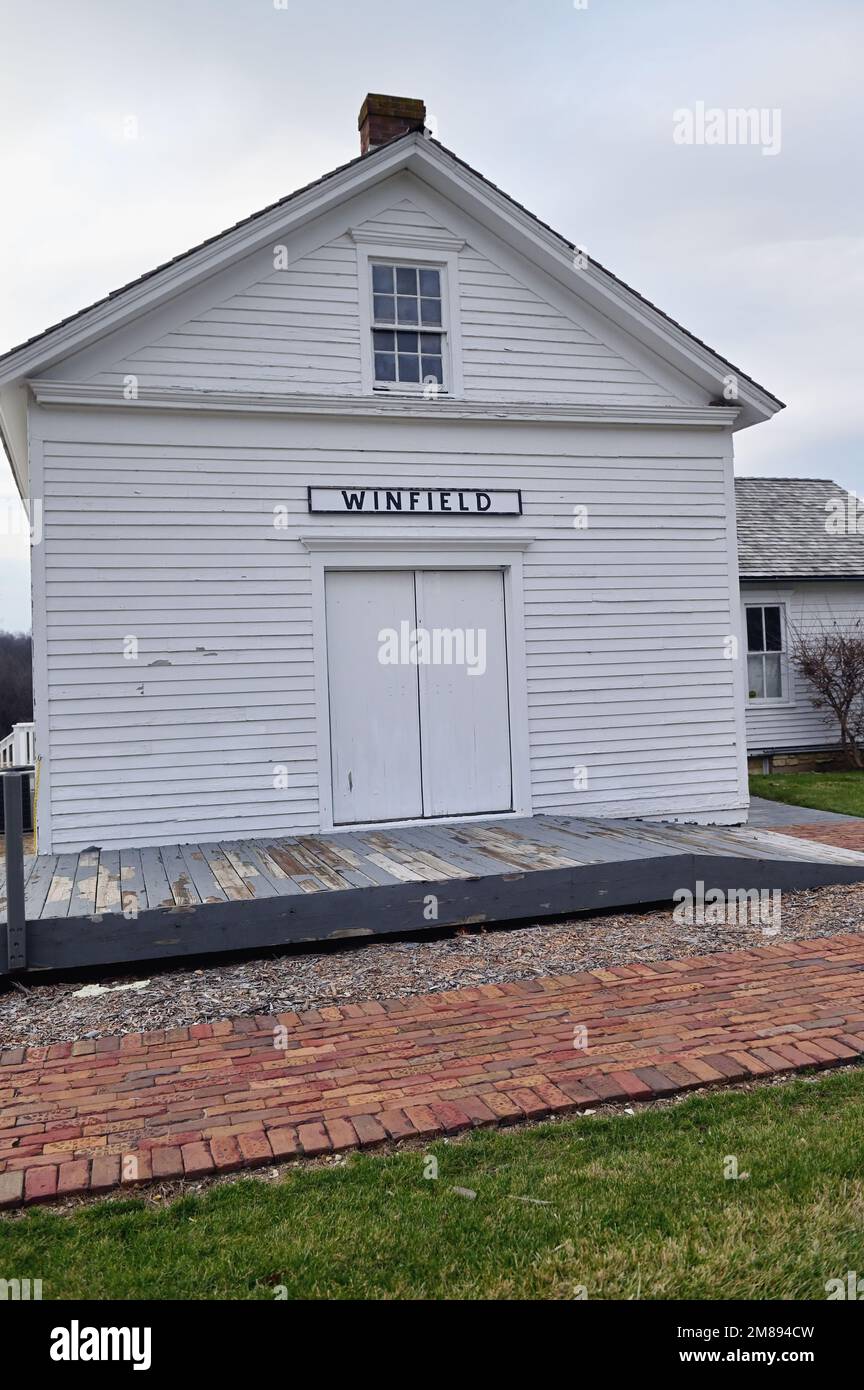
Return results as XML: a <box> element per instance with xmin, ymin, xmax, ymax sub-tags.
<box><xmin>0</xmin><ymin>129</ymin><xmax>784</xmax><ymax>492</ymax></box>
<box><xmin>0</xmin><ymin>132</ymin><xmax>784</xmax><ymax>411</ymax></box>
<box><xmin>736</xmin><ymin>477</ymin><xmax>864</xmax><ymax>580</ymax></box>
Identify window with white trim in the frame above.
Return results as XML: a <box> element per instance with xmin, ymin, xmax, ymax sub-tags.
<box><xmin>746</xmin><ymin>604</ymin><xmax>786</xmax><ymax>700</ymax></box>
<box><xmin>370</xmin><ymin>262</ymin><xmax>445</xmax><ymax>389</ymax></box>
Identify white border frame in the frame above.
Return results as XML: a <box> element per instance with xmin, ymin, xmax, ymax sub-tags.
<box><xmin>353</xmin><ymin>240</ymin><xmax>464</xmax><ymax>398</ymax></box>
<box><xmin>304</xmin><ymin>539</ymin><xmax>532</xmax><ymax>832</ymax></box>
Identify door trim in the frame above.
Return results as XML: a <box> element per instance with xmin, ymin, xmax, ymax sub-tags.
<box><xmin>308</xmin><ymin>545</ymin><xmax>532</xmax><ymax>833</ymax></box>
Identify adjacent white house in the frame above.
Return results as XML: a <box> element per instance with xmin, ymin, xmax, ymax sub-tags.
<box><xmin>736</xmin><ymin>477</ymin><xmax>864</xmax><ymax>769</ymax></box>
<box><xmin>0</xmin><ymin>95</ymin><xmax>783</xmax><ymax>854</ymax></box>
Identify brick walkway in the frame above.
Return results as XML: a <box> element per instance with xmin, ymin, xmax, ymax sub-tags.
<box><xmin>3</xmin><ymin>931</ymin><xmax>864</xmax><ymax>1208</ymax></box>
<box><xmin>779</xmin><ymin>823</ymin><xmax>864</xmax><ymax>854</ymax></box>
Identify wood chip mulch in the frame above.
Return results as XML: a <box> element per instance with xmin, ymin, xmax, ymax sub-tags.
<box><xmin>3</xmin><ymin>880</ymin><xmax>864</xmax><ymax>1048</ymax></box>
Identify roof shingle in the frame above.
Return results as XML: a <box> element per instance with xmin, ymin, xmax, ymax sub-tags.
<box><xmin>735</xmin><ymin>477</ymin><xmax>864</xmax><ymax>579</ymax></box>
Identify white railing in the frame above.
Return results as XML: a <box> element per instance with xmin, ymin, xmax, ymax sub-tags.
<box><xmin>0</xmin><ymin>721</ymin><xmax>35</xmax><ymax>769</ymax></box>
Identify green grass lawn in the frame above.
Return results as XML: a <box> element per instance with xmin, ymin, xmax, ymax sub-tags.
<box><xmin>750</xmin><ymin>770</ymin><xmax>864</xmax><ymax>818</ymax></box>
<box><xmin>4</xmin><ymin>1069</ymin><xmax>864</xmax><ymax>1300</ymax></box>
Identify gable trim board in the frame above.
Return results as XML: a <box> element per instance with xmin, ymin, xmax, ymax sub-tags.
<box><xmin>27</xmin><ymin>381</ymin><xmax>740</xmax><ymax>428</ymax></box>
<box><xmin>5</xmin><ymin>115</ymin><xmax>784</xmax><ymax>854</ymax></box>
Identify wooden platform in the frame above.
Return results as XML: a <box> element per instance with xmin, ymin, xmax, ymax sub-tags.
<box><xmin>4</xmin><ymin>814</ymin><xmax>864</xmax><ymax>973</ymax></box>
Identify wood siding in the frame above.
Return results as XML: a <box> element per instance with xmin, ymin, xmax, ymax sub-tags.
<box><xmin>84</xmin><ymin>198</ymin><xmax>684</xmax><ymax>408</ymax></box>
<box><xmin>743</xmin><ymin>581</ymin><xmax>864</xmax><ymax>752</ymax></box>
<box><xmin>34</xmin><ymin>408</ymin><xmax>744</xmax><ymax>851</ymax></box>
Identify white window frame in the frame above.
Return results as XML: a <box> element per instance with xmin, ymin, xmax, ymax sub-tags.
<box><xmin>353</xmin><ymin>240</ymin><xmax>464</xmax><ymax>398</ymax></box>
<box><xmin>743</xmin><ymin>598</ymin><xmax>792</xmax><ymax>705</ymax></box>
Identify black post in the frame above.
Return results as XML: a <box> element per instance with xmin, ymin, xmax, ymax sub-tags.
<box><xmin>2</xmin><ymin>772</ymin><xmax>26</xmax><ymax>971</ymax></box>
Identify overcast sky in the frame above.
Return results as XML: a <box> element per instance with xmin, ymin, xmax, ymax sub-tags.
<box><xmin>1</xmin><ymin>0</ymin><xmax>862</xmax><ymax>632</ymax></box>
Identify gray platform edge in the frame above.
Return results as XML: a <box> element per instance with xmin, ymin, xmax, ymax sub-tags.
<box><xmin>4</xmin><ymin>850</ymin><xmax>864</xmax><ymax>975</ymax></box>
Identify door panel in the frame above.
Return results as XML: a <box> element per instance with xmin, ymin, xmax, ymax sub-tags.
<box><xmin>326</xmin><ymin>570</ymin><xmax>422</xmax><ymax>824</ymax></box>
<box><xmin>416</xmin><ymin>569</ymin><xmax>513</xmax><ymax>817</ymax></box>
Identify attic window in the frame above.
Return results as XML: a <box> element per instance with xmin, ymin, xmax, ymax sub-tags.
<box><xmin>371</xmin><ymin>263</ymin><xmax>445</xmax><ymax>388</ymax></box>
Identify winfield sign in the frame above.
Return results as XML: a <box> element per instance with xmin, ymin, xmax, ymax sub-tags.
<box><xmin>307</xmin><ymin>486</ymin><xmax>522</xmax><ymax>516</ymax></box>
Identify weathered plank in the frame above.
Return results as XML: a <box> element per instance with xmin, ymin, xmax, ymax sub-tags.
<box><xmin>474</xmin><ymin>823</ymin><xmax>582</xmax><ymax>869</ymax></box>
<box><xmin>377</xmin><ymin>830</ymin><xmax>472</xmax><ymax>881</ymax></box>
<box><xmin>457</xmin><ymin>827</ymin><xmax>551</xmax><ymax>872</ymax></box>
<box><xmin>140</xmin><ymin>846</ymin><xmax>175</xmax><ymax>910</ymax></box>
<box><xmin>119</xmin><ymin>849</ymin><xmax>146</xmax><ymax>920</ymax></box>
<box><xmin>393</xmin><ymin>824</ymin><xmax>508</xmax><ymax>877</ymax></box>
<box><xmin>236</xmin><ymin>840</ymin><xmax>305</xmax><ymax>896</ymax></box>
<box><xmin>222</xmin><ymin>842</ymin><xmax>280</xmax><ymax>898</ymax></box>
<box><xmin>24</xmin><ymin>854</ymin><xmax>59</xmax><ymax>922</ymax></box>
<box><xmin>318</xmin><ymin>831</ymin><xmax>405</xmax><ymax>885</ymax></box>
<box><xmin>351</xmin><ymin>834</ymin><xmax>429</xmax><ymax>883</ymax></box>
<box><xmin>259</xmin><ymin>840</ymin><xmax>330</xmax><ymax>894</ymax></box>
<box><xmin>95</xmin><ymin>850</ymin><xmax>122</xmax><ymax>916</ymax></box>
<box><xmin>158</xmin><ymin>844</ymin><xmax>200</xmax><ymax>908</ymax></box>
<box><xmin>541</xmin><ymin>816</ymin><xmax>683</xmax><ymax>863</ymax></box>
<box><xmin>43</xmin><ymin>854</ymin><xmax>80</xmax><ymax>918</ymax></box>
<box><xmin>297</xmin><ymin>836</ymin><xmax>379</xmax><ymax>888</ymax></box>
<box><xmin>67</xmin><ymin>849</ymin><xmax>100</xmax><ymax>918</ymax></box>
<box><xmin>198</xmin><ymin>843</ymin><xmax>254</xmax><ymax>900</ymax></box>
<box><xmin>179</xmin><ymin>844</ymin><xmax>229</xmax><ymax>904</ymax></box>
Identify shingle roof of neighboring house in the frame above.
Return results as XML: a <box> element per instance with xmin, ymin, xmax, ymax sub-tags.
<box><xmin>735</xmin><ymin>477</ymin><xmax>864</xmax><ymax>580</ymax></box>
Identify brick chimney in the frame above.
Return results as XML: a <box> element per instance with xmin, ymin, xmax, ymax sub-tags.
<box><xmin>358</xmin><ymin>94</ymin><xmax>426</xmax><ymax>154</ymax></box>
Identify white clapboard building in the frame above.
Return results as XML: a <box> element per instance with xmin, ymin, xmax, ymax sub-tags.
<box><xmin>0</xmin><ymin>95</ymin><xmax>783</xmax><ymax>854</ymax></box>
<box><xmin>736</xmin><ymin>477</ymin><xmax>864</xmax><ymax>769</ymax></box>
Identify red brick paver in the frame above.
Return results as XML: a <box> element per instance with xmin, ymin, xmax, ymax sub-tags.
<box><xmin>3</xmin><ymin>932</ymin><xmax>864</xmax><ymax>1208</ymax></box>
<box><xmin>777</xmin><ymin>823</ymin><xmax>864</xmax><ymax>854</ymax></box>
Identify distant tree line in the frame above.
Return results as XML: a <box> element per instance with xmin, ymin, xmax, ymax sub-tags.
<box><xmin>0</xmin><ymin>631</ymin><xmax>33</xmax><ymax>739</ymax></box>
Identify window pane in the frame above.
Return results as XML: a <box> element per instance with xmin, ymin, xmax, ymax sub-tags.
<box><xmin>397</xmin><ymin>331</ymin><xmax>418</xmax><ymax>353</ymax></box>
<box><xmin>746</xmin><ymin>607</ymin><xmax>764</xmax><ymax>652</ymax></box>
<box><xmin>764</xmin><ymin>606</ymin><xmax>783</xmax><ymax>652</ymax></box>
<box><xmin>420</xmin><ymin>332</ymin><xmax>442</xmax><ymax>352</ymax></box>
<box><xmin>373</xmin><ymin>294</ymin><xmax>395</xmax><ymax>323</ymax></box>
<box><xmin>396</xmin><ymin>296</ymin><xmax>418</xmax><ymax>324</ymax></box>
<box><xmin>395</xmin><ymin>266</ymin><xmax>418</xmax><ymax>294</ymax></box>
<box><xmin>420</xmin><ymin>297</ymin><xmax>442</xmax><ymax>325</ymax></box>
<box><xmin>372</xmin><ymin>264</ymin><xmax>394</xmax><ymax>293</ymax></box>
<box><xmin>374</xmin><ymin>352</ymin><xmax>396</xmax><ymax>382</ymax></box>
<box><xmin>397</xmin><ymin>354</ymin><xmax>420</xmax><ymax>383</ymax></box>
<box><xmin>418</xmin><ymin>268</ymin><xmax>440</xmax><ymax>296</ymax></box>
<box><xmin>421</xmin><ymin>356</ymin><xmax>443</xmax><ymax>383</ymax></box>
<box><xmin>373</xmin><ymin>330</ymin><xmax>395</xmax><ymax>352</ymax></box>
<box><xmin>764</xmin><ymin>653</ymin><xmax>783</xmax><ymax>698</ymax></box>
<box><xmin>747</xmin><ymin>655</ymin><xmax>765</xmax><ymax>699</ymax></box>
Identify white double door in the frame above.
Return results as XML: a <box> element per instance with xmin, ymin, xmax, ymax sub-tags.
<box><xmin>325</xmin><ymin>568</ymin><xmax>513</xmax><ymax>825</ymax></box>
